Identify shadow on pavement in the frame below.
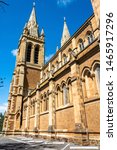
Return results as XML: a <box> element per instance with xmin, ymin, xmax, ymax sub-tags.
<box><xmin>0</xmin><ymin>142</ymin><xmax>57</xmax><ymax>150</ymax></box>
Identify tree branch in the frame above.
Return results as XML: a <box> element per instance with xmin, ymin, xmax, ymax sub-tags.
<box><xmin>0</xmin><ymin>1</ymin><xmax>9</xmax><ymax>6</ymax></box>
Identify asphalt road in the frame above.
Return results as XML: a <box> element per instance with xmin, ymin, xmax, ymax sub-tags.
<box><xmin>0</xmin><ymin>134</ymin><xmax>100</xmax><ymax>150</ymax></box>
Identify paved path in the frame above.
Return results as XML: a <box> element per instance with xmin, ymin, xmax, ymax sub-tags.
<box><xmin>0</xmin><ymin>135</ymin><xmax>100</xmax><ymax>150</ymax></box>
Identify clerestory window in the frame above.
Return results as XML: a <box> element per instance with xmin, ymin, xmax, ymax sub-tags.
<box><xmin>79</xmin><ymin>39</ymin><xmax>84</xmax><ymax>51</ymax></box>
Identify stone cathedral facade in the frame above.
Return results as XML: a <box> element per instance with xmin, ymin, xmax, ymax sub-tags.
<box><xmin>3</xmin><ymin>0</ymin><xmax>100</xmax><ymax>145</ymax></box>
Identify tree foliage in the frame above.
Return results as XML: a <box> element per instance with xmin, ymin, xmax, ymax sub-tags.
<box><xmin>0</xmin><ymin>113</ymin><xmax>4</xmax><ymax>132</ymax></box>
<box><xmin>0</xmin><ymin>78</ymin><xmax>5</xmax><ymax>88</ymax></box>
<box><xmin>0</xmin><ymin>1</ymin><xmax>8</xmax><ymax>6</ymax></box>
<box><xmin>0</xmin><ymin>1</ymin><xmax>8</xmax><ymax>12</ymax></box>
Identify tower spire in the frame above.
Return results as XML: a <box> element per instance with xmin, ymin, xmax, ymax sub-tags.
<box><xmin>26</xmin><ymin>2</ymin><xmax>39</xmax><ymax>37</ymax></box>
<box><xmin>61</xmin><ymin>17</ymin><xmax>70</xmax><ymax>47</ymax></box>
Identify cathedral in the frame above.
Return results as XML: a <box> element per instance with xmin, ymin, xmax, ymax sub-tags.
<box><xmin>3</xmin><ymin>0</ymin><xmax>100</xmax><ymax>145</ymax></box>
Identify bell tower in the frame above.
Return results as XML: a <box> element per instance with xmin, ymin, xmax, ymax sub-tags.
<box><xmin>16</xmin><ymin>3</ymin><xmax>45</xmax><ymax>95</ymax></box>
<box><xmin>3</xmin><ymin>3</ymin><xmax>45</xmax><ymax>133</ymax></box>
<box><xmin>17</xmin><ymin>2</ymin><xmax>45</xmax><ymax>67</ymax></box>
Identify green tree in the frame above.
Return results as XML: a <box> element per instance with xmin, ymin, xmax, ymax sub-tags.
<box><xmin>0</xmin><ymin>113</ymin><xmax>4</xmax><ymax>132</ymax></box>
<box><xmin>0</xmin><ymin>78</ymin><xmax>5</xmax><ymax>88</ymax></box>
<box><xmin>0</xmin><ymin>1</ymin><xmax>8</xmax><ymax>5</ymax></box>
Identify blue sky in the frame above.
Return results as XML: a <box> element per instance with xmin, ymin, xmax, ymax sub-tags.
<box><xmin>0</xmin><ymin>0</ymin><xmax>93</xmax><ymax>114</ymax></box>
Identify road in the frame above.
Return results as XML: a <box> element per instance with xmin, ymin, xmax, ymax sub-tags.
<box><xmin>0</xmin><ymin>134</ymin><xmax>100</xmax><ymax>150</ymax></box>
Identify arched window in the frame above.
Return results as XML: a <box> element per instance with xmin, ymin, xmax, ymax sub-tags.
<box><xmin>56</xmin><ymin>87</ymin><xmax>60</xmax><ymax>107</ymax></box>
<box><xmin>68</xmin><ymin>80</ymin><xmax>72</xmax><ymax>103</ymax></box>
<box><xmin>84</xmin><ymin>70</ymin><xmax>95</xmax><ymax>98</ymax></box>
<box><xmin>94</xmin><ymin>65</ymin><xmax>100</xmax><ymax>92</ymax></box>
<box><xmin>56</xmin><ymin>86</ymin><xmax>61</xmax><ymax>108</ymax></box>
<box><xmin>40</xmin><ymin>95</ymin><xmax>43</xmax><ymax>112</ymax></box>
<box><xmin>26</xmin><ymin>43</ymin><xmax>32</xmax><ymax>62</ymax></box>
<box><xmin>63</xmin><ymin>54</ymin><xmax>67</xmax><ymax>64</ymax></box>
<box><xmin>87</xmin><ymin>31</ymin><xmax>94</xmax><ymax>44</ymax></box>
<box><xmin>63</xmin><ymin>84</ymin><xmax>68</xmax><ymax>105</ymax></box>
<box><xmin>79</xmin><ymin>39</ymin><xmax>84</xmax><ymax>51</ymax></box>
<box><xmin>44</xmin><ymin>94</ymin><xmax>49</xmax><ymax>111</ymax></box>
<box><xmin>46</xmin><ymin>91</ymin><xmax>49</xmax><ymax>111</ymax></box>
<box><xmin>34</xmin><ymin>45</ymin><xmax>39</xmax><ymax>64</ymax></box>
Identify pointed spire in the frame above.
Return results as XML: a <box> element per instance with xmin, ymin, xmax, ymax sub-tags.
<box><xmin>29</xmin><ymin>3</ymin><xmax>37</xmax><ymax>24</ymax></box>
<box><xmin>26</xmin><ymin>2</ymin><xmax>39</xmax><ymax>37</ymax></box>
<box><xmin>56</xmin><ymin>46</ymin><xmax>59</xmax><ymax>52</ymax></box>
<box><xmin>61</xmin><ymin>17</ymin><xmax>70</xmax><ymax>47</ymax></box>
<box><xmin>41</xmin><ymin>28</ymin><xmax>44</xmax><ymax>36</ymax></box>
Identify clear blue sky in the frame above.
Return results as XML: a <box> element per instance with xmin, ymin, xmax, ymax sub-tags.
<box><xmin>0</xmin><ymin>0</ymin><xmax>93</xmax><ymax>113</ymax></box>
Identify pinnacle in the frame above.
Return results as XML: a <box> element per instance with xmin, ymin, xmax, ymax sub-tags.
<box><xmin>61</xmin><ymin>17</ymin><xmax>70</xmax><ymax>47</ymax></box>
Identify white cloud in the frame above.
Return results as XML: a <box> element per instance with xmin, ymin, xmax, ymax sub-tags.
<box><xmin>11</xmin><ymin>49</ymin><xmax>18</xmax><ymax>56</ymax></box>
<box><xmin>0</xmin><ymin>102</ymin><xmax>7</xmax><ymax>114</ymax></box>
<box><xmin>45</xmin><ymin>54</ymin><xmax>54</xmax><ymax>63</ymax></box>
<box><xmin>57</xmin><ymin>0</ymin><xmax>75</xmax><ymax>6</ymax></box>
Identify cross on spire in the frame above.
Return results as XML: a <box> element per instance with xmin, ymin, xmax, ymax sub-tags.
<box><xmin>33</xmin><ymin>1</ymin><xmax>35</xmax><ymax>7</ymax></box>
<box><xmin>64</xmin><ymin>17</ymin><xmax>66</xmax><ymax>22</ymax></box>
